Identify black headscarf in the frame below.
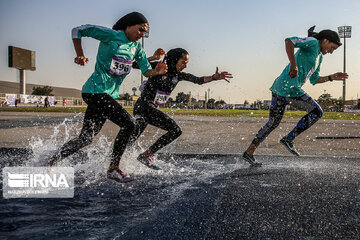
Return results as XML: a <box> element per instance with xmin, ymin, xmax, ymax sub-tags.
<box><xmin>112</xmin><ymin>12</ymin><xmax>148</xmax><ymax>31</ymax></box>
<box><xmin>165</xmin><ymin>48</ymin><xmax>189</xmax><ymax>75</ymax></box>
<box><xmin>308</xmin><ymin>25</ymin><xmax>342</xmax><ymax>46</ymax></box>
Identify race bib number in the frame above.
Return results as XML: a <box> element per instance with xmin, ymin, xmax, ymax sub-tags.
<box><xmin>109</xmin><ymin>57</ymin><xmax>133</xmax><ymax>77</ymax></box>
<box><xmin>154</xmin><ymin>90</ymin><xmax>171</xmax><ymax>105</ymax></box>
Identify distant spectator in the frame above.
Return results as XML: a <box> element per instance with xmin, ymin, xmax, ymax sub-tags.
<box><xmin>63</xmin><ymin>98</ymin><xmax>67</xmax><ymax>107</ymax></box>
<box><xmin>44</xmin><ymin>97</ymin><xmax>49</xmax><ymax>108</ymax></box>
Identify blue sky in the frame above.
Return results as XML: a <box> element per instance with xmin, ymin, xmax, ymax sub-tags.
<box><xmin>1</xmin><ymin>0</ymin><xmax>359</xmax><ymax>103</ymax></box>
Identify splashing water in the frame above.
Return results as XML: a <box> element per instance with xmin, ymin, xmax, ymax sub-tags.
<box><xmin>23</xmin><ymin>114</ymin><xmax>114</xmax><ymax>186</ymax></box>
<box><xmin>0</xmin><ymin>114</ymin><xmax>251</xmax><ymax>239</ymax></box>
<box><xmin>18</xmin><ymin>114</ymin><xmax>245</xmax><ymax>190</ymax></box>
<box><xmin>28</xmin><ymin>114</ymin><xmax>82</xmax><ymax>165</ymax></box>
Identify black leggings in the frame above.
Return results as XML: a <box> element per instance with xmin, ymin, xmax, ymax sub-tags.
<box><xmin>50</xmin><ymin>93</ymin><xmax>135</xmax><ymax>166</ymax></box>
<box><xmin>128</xmin><ymin>100</ymin><xmax>182</xmax><ymax>153</ymax></box>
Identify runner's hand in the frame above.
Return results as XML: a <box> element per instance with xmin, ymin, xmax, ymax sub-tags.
<box><xmin>288</xmin><ymin>64</ymin><xmax>298</xmax><ymax>78</ymax></box>
<box><xmin>152</xmin><ymin>48</ymin><xmax>166</xmax><ymax>60</ymax></box>
<box><xmin>330</xmin><ymin>72</ymin><xmax>349</xmax><ymax>81</ymax></box>
<box><xmin>213</xmin><ymin>67</ymin><xmax>233</xmax><ymax>83</ymax></box>
<box><xmin>155</xmin><ymin>61</ymin><xmax>167</xmax><ymax>75</ymax></box>
<box><xmin>74</xmin><ymin>56</ymin><xmax>89</xmax><ymax>66</ymax></box>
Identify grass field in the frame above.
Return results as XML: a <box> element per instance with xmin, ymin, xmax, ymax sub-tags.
<box><xmin>1</xmin><ymin>107</ymin><xmax>360</xmax><ymax>120</ymax></box>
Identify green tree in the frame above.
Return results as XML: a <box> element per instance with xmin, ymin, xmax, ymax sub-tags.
<box><xmin>317</xmin><ymin>93</ymin><xmax>345</xmax><ymax>112</ymax></box>
<box><xmin>31</xmin><ymin>86</ymin><xmax>54</xmax><ymax>96</ymax></box>
<box><xmin>255</xmin><ymin>99</ymin><xmax>263</xmax><ymax>109</ymax></box>
<box><xmin>251</xmin><ymin>100</ymin><xmax>263</xmax><ymax>109</ymax></box>
<box><xmin>317</xmin><ymin>93</ymin><xmax>334</xmax><ymax>111</ymax></box>
<box><xmin>118</xmin><ymin>93</ymin><xmax>131</xmax><ymax>101</ymax></box>
<box><xmin>335</xmin><ymin>97</ymin><xmax>344</xmax><ymax>111</ymax></box>
<box><xmin>207</xmin><ymin>98</ymin><xmax>216</xmax><ymax>109</ymax></box>
<box><xmin>175</xmin><ymin>92</ymin><xmax>190</xmax><ymax>105</ymax></box>
<box><xmin>164</xmin><ymin>97</ymin><xmax>175</xmax><ymax>108</ymax></box>
<box><xmin>167</xmin><ymin>97</ymin><xmax>174</xmax><ymax>104</ymax></box>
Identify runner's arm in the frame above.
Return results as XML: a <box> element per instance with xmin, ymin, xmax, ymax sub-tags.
<box><xmin>72</xmin><ymin>38</ymin><xmax>89</xmax><ymax>66</ymax></box>
<box><xmin>285</xmin><ymin>38</ymin><xmax>298</xmax><ymax>78</ymax></box>
<box><xmin>133</xmin><ymin>48</ymin><xmax>165</xmax><ymax>69</ymax></box>
<box><xmin>147</xmin><ymin>48</ymin><xmax>166</xmax><ymax>62</ymax></box>
<box><xmin>144</xmin><ymin>62</ymin><xmax>167</xmax><ymax>77</ymax></box>
<box><xmin>179</xmin><ymin>73</ymin><xmax>204</xmax><ymax>84</ymax></box>
<box><xmin>180</xmin><ymin>67</ymin><xmax>232</xmax><ymax>84</ymax></box>
<box><xmin>134</xmin><ymin>46</ymin><xmax>167</xmax><ymax>77</ymax></box>
<box><xmin>203</xmin><ymin>67</ymin><xmax>232</xmax><ymax>83</ymax></box>
<box><xmin>71</xmin><ymin>25</ymin><xmax>116</xmax><ymax>66</ymax></box>
<box><xmin>72</xmin><ymin>25</ymin><xmax>117</xmax><ymax>42</ymax></box>
<box><xmin>133</xmin><ymin>60</ymin><xmax>159</xmax><ymax>70</ymax></box>
<box><xmin>315</xmin><ymin>72</ymin><xmax>349</xmax><ymax>84</ymax></box>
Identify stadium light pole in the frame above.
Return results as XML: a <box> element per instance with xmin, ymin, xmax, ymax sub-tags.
<box><xmin>338</xmin><ymin>26</ymin><xmax>352</xmax><ymax>103</ymax></box>
<box><xmin>140</xmin><ymin>28</ymin><xmax>150</xmax><ymax>84</ymax></box>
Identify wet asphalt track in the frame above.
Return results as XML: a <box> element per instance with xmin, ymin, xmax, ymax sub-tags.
<box><xmin>0</xmin><ymin>112</ymin><xmax>359</xmax><ymax>239</ymax></box>
<box><xmin>1</xmin><ymin>149</ymin><xmax>359</xmax><ymax>239</ymax></box>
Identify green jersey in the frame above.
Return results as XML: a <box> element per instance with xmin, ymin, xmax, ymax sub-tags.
<box><xmin>270</xmin><ymin>36</ymin><xmax>323</xmax><ymax>97</ymax></box>
<box><xmin>72</xmin><ymin>25</ymin><xmax>152</xmax><ymax>99</ymax></box>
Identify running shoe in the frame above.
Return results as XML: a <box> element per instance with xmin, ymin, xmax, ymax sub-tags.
<box><xmin>107</xmin><ymin>168</ymin><xmax>136</xmax><ymax>183</ymax></box>
<box><xmin>242</xmin><ymin>152</ymin><xmax>262</xmax><ymax>167</ymax></box>
<box><xmin>280</xmin><ymin>138</ymin><xmax>300</xmax><ymax>156</ymax></box>
<box><xmin>137</xmin><ymin>154</ymin><xmax>161</xmax><ymax>170</ymax></box>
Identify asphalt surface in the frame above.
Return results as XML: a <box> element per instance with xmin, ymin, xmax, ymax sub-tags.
<box><xmin>124</xmin><ymin>154</ymin><xmax>360</xmax><ymax>239</ymax></box>
<box><xmin>1</xmin><ymin>151</ymin><xmax>359</xmax><ymax>239</ymax></box>
<box><xmin>0</xmin><ymin>112</ymin><xmax>359</xmax><ymax>239</ymax></box>
<box><xmin>0</xmin><ymin>112</ymin><xmax>83</xmax><ymax>129</ymax></box>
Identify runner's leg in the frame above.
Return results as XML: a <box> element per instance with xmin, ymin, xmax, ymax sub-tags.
<box><xmin>251</xmin><ymin>93</ymin><xmax>287</xmax><ymax>148</ymax></box>
<box><xmin>243</xmin><ymin>93</ymin><xmax>287</xmax><ymax>166</ymax></box>
<box><xmin>103</xmin><ymin>96</ymin><xmax>136</xmax><ymax>167</ymax></box>
<box><xmin>145</xmin><ymin>107</ymin><xmax>182</xmax><ymax>154</ymax></box>
<box><xmin>49</xmin><ymin>93</ymin><xmax>106</xmax><ymax>165</ymax></box>
<box><xmin>284</xmin><ymin>94</ymin><xmax>323</xmax><ymax>141</ymax></box>
<box><xmin>127</xmin><ymin>101</ymin><xmax>149</xmax><ymax>146</ymax></box>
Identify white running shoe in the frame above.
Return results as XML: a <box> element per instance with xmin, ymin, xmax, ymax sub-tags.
<box><xmin>107</xmin><ymin>168</ymin><xmax>135</xmax><ymax>183</ymax></box>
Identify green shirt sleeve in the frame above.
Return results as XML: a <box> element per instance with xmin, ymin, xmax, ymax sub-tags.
<box><xmin>289</xmin><ymin>36</ymin><xmax>319</xmax><ymax>51</ymax></box>
<box><xmin>72</xmin><ymin>25</ymin><xmax>118</xmax><ymax>44</ymax></box>
<box><xmin>134</xmin><ymin>45</ymin><xmax>152</xmax><ymax>75</ymax></box>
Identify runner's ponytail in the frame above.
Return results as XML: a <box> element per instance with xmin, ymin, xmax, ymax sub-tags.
<box><xmin>308</xmin><ymin>25</ymin><xmax>318</xmax><ymax>37</ymax></box>
<box><xmin>307</xmin><ymin>25</ymin><xmax>342</xmax><ymax>46</ymax></box>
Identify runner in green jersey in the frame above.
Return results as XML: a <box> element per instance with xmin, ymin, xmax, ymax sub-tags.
<box><xmin>242</xmin><ymin>26</ymin><xmax>348</xmax><ymax>167</ymax></box>
<box><xmin>49</xmin><ymin>12</ymin><xmax>167</xmax><ymax>183</ymax></box>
